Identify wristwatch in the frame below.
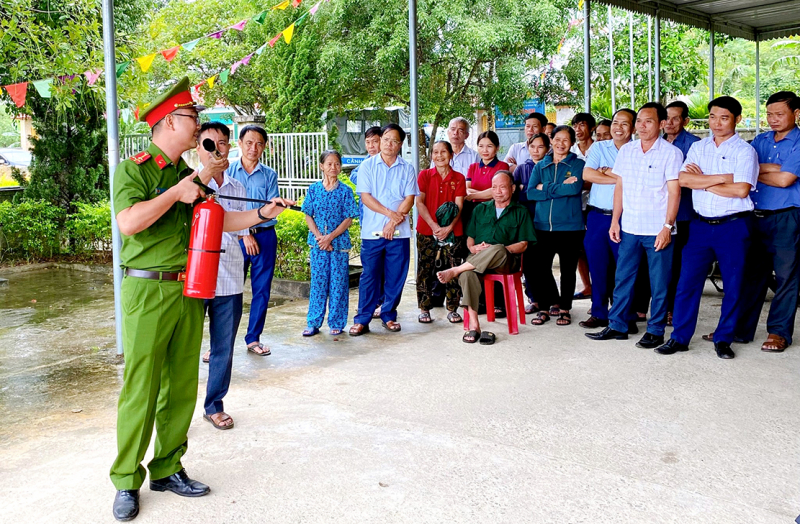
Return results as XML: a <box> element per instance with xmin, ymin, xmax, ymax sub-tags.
<box><xmin>663</xmin><ymin>223</ymin><xmax>676</xmax><ymax>233</ymax></box>
<box><xmin>257</xmin><ymin>205</ymin><xmax>268</xmax><ymax>221</ymax></box>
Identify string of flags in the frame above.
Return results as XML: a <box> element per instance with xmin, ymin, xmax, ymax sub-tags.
<box><xmin>2</xmin><ymin>0</ymin><xmax>330</xmax><ymax>109</ymax></box>
<box><xmin>538</xmin><ymin>16</ymin><xmax>584</xmax><ymax>84</ymax></box>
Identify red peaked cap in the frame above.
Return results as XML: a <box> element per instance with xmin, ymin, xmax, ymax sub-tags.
<box><xmin>140</xmin><ymin>77</ymin><xmax>206</xmax><ymax>128</ymax></box>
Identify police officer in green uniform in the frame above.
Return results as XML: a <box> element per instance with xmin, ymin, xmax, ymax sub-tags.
<box><xmin>110</xmin><ymin>78</ymin><xmax>292</xmax><ymax>521</ymax></box>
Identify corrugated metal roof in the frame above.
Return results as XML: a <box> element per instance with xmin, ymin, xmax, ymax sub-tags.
<box><xmin>595</xmin><ymin>0</ymin><xmax>800</xmax><ymax>41</ymax></box>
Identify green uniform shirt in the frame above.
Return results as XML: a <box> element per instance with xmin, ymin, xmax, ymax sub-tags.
<box><xmin>466</xmin><ymin>200</ymin><xmax>537</xmax><ymax>246</ymax></box>
<box><xmin>113</xmin><ymin>142</ymin><xmax>193</xmax><ymax>272</ymax></box>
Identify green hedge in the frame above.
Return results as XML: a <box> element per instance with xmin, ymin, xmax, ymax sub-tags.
<box><xmin>0</xmin><ymin>200</ymin><xmax>66</xmax><ymax>260</ymax></box>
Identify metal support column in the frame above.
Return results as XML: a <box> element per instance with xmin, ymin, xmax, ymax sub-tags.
<box><xmin>608</xmin><ymin>5</ymin><xmax>616</xmax><ymax>114</ymax></box>
<box><xmin>408</xmin><ymin>0</ymin><xmax>419</xmax><ymax>282</ymax></box>
<box><xmin>647</xmin><ymin>17</ymin><xmax>652</xmax><ymax>101</ymax></box>
<box><xmin>654</xmin><ymin>11</ymin><xmax>661</xmax><ymax>102</ymax></box>
<box><xmin>102</xmin><ymin>0</ymin><xmax>124</xmax><ymax>355</ymax></box>
<box><xmin>584</xmin><ymin>0</ymin><xmax>591</xmax><ymax>112</ymax></box>
<box><xmin>630</xmin><ymin>12</ymin><xmax>635</xmax><ymax>108</ymax></box>
<box><xmin>709</xmin><ymin>28</ymin><xmax>715</xmax><ymax>100</ymax></box>
<box><xmin>755</xmin><ymin>35</ymin><xmax>761</xmax><ymax>133</ymax></box>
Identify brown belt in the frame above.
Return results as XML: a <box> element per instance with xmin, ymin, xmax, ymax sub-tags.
<box><xmin>125</xmin><ymin>268</ymin><xmax>185</xmax><ymax>281</ymax></box>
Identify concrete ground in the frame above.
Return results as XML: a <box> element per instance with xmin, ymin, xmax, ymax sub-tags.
<box><xmin>0</xmin><ymin>267</ymin><xmax>798</xmax><ymax>523</ymax></box>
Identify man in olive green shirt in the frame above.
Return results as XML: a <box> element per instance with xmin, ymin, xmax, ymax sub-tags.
<box><xmin>110</xmin><ymin>78</ymin><xmax>292</xmax><ymax>522</ymax></box>
<box><xmin>437</xmin><ymin>171</ymin><xmax>536</xmax><ymax>343</ymax></box>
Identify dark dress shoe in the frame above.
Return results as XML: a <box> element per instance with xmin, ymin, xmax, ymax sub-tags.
<box><xmin>585</xmin><ymin>327</ymin><xmax>628</xmax><ymax>341</ymax></box>
<box><xmin>654</xmin><ymin>339</ymin><xmax>689</xmax><ymax>355</ymax></box>
<box><xmin>627</xmin><ymin>322</ymin><xmax>639</xmax><ymax>335</ymax></box>
<box><xmin>150</xmin><ymin>469</ymin><xmax>210</xmax><ymax>497</ymax></box>
<box><xmin>636</xmin><ymin>333</ymin><xmax>664</xmax><ymax>349</ymax></box>
<box><xmin>579</xmin><ymin>316</ymin><xmax>608</xmax><ymax>329</ymax></box>
<box><xmin>714</xmin><ymin>342</ymin><xmax>735</xmax><ymax>359</ymax></box>
<box><xmin>113</xmin><ymin>490</ymin><xmax>139</xmax><ymax>521</ymax></box>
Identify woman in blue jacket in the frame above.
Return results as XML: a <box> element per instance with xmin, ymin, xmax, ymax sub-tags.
<box><xmin>526</xmin><ymin>126</ymin><xmax>586</xmax><ymax>326</ymax></box>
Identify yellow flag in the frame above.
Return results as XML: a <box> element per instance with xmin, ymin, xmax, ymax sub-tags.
<box><xmin>578</xmin><ymin>0</ymin><xmax>584</xmax><ymax>9</ymax></box>
<box><xmin>272</xmin><ymin>0</ymin><xmax>290</xmax><ymax>9</ymax></box>
<box><xmin>207</xmin><ymin>76</ymin><xmax>216</xmax><ymax>89</ymax></box>
<box><xmin>136</xmin><ymin>53</ymin><xmax>157</xmax><ymax>73</ymax></box>
<box><xmin>283</xmin><ymin>23</ymin><xmax>295</xmax><ymax>43</ymax></box>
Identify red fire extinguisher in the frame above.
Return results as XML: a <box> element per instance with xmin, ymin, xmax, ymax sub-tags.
<box><xmin>184</xmin><ymin>196</ymin><xmax>225</xmax><ymax>299</ymax></box>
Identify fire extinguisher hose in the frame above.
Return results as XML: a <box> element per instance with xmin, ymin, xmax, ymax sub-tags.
<box><xmin>193</xmin><ymin>179</ymin><xmax>304</xmax><ymax>212</ymax></box>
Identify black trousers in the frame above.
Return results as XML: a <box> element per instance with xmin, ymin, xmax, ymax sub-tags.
<box><xmin>533</xmin><ymin>229</ymin><xmax>584</xmax><ymax>311</ymax></box>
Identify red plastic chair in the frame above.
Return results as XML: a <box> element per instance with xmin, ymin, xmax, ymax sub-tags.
<box><xmin>463</xmin><ymin>266</ymin><xmax>526</xmax><ymax>335</ymax></box>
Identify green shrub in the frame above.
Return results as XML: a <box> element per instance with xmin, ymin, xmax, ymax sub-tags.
<box><xmin>67</xmin><ymin>200</ymin><xmax>112</xmax><ymax>257</ymax></box>
<box><xmin>0</xmin><ymin>200</ymin><xmax>65</xmax><ymax>261</ymax></box>
<box><xmin>275</xmin><ymin>210</ymin><xmax>312</xmax><ymax>281</ymax></box>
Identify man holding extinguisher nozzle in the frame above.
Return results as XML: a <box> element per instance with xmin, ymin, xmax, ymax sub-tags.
<box><xmin>110</xmin><ymin>77</ymin><xmax>293</xmax><ymax>522</ymax></box>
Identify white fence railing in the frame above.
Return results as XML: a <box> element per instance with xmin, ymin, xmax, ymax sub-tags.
<box><xmin>121</xmin><ymin>132</ymin><xmax>329</xmax><ymax>201</ymax></box>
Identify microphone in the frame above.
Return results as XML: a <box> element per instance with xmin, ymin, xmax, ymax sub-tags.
<box><xmin>202</xmin><ymin>138</ymin><xmax>222</xmax><ymax>159</ymax></box>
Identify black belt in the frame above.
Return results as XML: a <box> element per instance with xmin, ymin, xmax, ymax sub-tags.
<box><xmin>697</xmin><ymin>211</ymin><xmax>752</xmax><ymax>225</ymax></box>
<box><xmin>249</xmin><ymin>224</ymin><xmax>275</xmax><ymax>235</ymax></box>
<box><xmin>753</xmin><ymin>207</ymin><xmax>796</xmax><ymax>218</ymax></box>
<box><xmin>125</xmin><ymin>268</ymin><xmax>184</xmax><ymax>281</ymax></box>
<box><xmin>588</xmin><ymin>205</ymin><xmax>613</xmax><ymax>216</ymax></box>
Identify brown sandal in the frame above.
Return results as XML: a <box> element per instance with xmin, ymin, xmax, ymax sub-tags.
<box><xmin>381</xmin><ymin>320</ymin><xmax>402</xmax><ymax>332</ymax></box>
<box><xmin>349</xmin><ymin>323</ymin><xmax>370</xmax><ymax>336</ymax></box>
<box><xmin>761</xmin><ymin>334</ymin><xmax>788</xmax><ymax>353</ymax></box>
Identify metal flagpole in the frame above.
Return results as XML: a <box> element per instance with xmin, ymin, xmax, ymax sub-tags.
<box><xmin>629</xmin><ymin>12</ymin><xmax>635</xmax><ymax>108</ymax></box>
<box><xmin>584</xmin><ymin>0</ymin><xmax>591</xmax><ymax>112</ymax></box>
<box><xmin>608</xmin><ymin>5</ymin><xmax>616</xmax><ymax>114</ymax></box>
<box><xmin>647</xmin><ymin>17</ymin><xmax>652</xmax><ymax>102</ymax></box>
<box><xmin>709</xmin><ymin>27</ymin><xmax>715</xmax><ymax>100</ymax></box>
<box><xmin>102</xmin><ymin>0</ymin><xmax>124</xmax><ymax>355</ymax></box>
<box><xmin>408</xmin><ymin>0</ymin><xmax>419</xmax><ymax>284</ymax></box>
<box><xmin>654</xmin><ymin>10</ymin><xmax>661</xmax><ymax>102</ymax></box>
<box><xmin>755</xmin><ymin>36</ymin><xmax>761</xmax><ymax>134</ymax></box>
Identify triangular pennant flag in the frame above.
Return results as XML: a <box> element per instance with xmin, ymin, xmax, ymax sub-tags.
<box><xmin>116</xmin><ymin>61</ymin><xmax>130</xmax><ymax>78</ymax></box>
<box><xmin>193</xmin><ymin>82</ymin><xmax>205</xmax><ymax>92</ymax></box>
<box><xmin>136</xmin><ymin>53</ymin><xmax>157</xmax><ymax>72</ymax></box>
<box><xmin>219</xmin><ymin>69</ymin><xmax>230</xmax><ymax>84</ymax></box>
<box><xmin>161</xmin><ymin>46</ymin><xmax>180</xmax><ymax>62</ymax></box>
<box><xmin>241</xmin><ymin>53</ymin><xmax>254</xmax><ymax>66</ymax></box>
<box><xmin>283</xmin><ymin>23</ymin><xmax>295</xmax><ymax>43</ymax></box>
<box><xmin>84</xmin><ymin>69</ymin><xmax>102</xmax><ymax>86</ymax></box>
<box><xmin>309</xmin><ymin>1</ymin><xmax>321</xmax><ymax>15</ymax></box>
<box><xmin>255</xmin><ymin>43</ymin><xmax>267</xmax><ymax>55</ymax></box>
<box><xmin>295</xmin><ymin>12</ymin><xmax>308</xmax><ymax>26</ymax></box>
<box><xmin>32</xmin><ymin>79</ymin><xmax>52</xmax><ymax>98</ymax></box>
<box><xmin>208</xmin><ymin>31</ymin><xmax>224</xmax><ymax>39</ymax></box>
<box><xmin>269</xmin><ymin>33</ymin><xmax>282</xmax><ymax>47</ymax></box>
<box><xmin>134</xmin><ymin>106</ymin><xmax>140</xmax><ymax>121</ymax></box>
<box><xmin>4</xmin><ymin>82</ymin><xmax>28</xmax><ymax>107</ymax></box>
<box><xmin>58</xmin><ymin>74</ymin><xmax>76</xmax><ymax>84</ymax></box>
<box><xmin>207</xmin><ymin>76</ymin><xmax>216</xmax><ymax>89</ymax></box>
<box><xmin>230</xmin><ymin>19</ymin><xmax>247</xmax><ymax>31</ymax></box>
<box><xmin>291</xmin><ymin>0</ymin><xmax>301</xmax><ymax>7</ymax></box>
<box><xmin>272</xmin><ymin>0</ymin><xmax>290</xmax><ymax>9</ymax></box>
<box><xmin>182</xmin><ymin>38</ymin><xmax>201</xmax><ymax>52</ymax></box>
<box><xmin>252</xmin><ymin>11</ymin><xmax>268</xmax><ymax>24</ymax></box>
<box><xmin>230</xmin><ymin>60</ymin><xmax>244</xmax><ymax>76</ymax></box>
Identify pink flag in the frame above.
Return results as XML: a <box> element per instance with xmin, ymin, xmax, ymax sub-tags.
<box><xmin>268</xmin><ymin>34</ymin><xmax>282</xmax><ymax>47</ymax></box>
<box><xmin>230</xmin><ymin>61</ymin><xmax>243</xmax><ymax>75</ymax></box>
<box><xmin>84</xmin><ymin>69</ymin><xmax>103</xmax><ymax>86</ymax></box>
<box><xmin>241</xmin><ymin>53</ymin><xmax>254</xmax><ymax>66</ymax></box>
<box><xmin>230</xmin><ymin>19</ymin><xmax>248</xmax><ymax>31</ymax></box>
<box><xmin>4</xmin><ymin>82</ymin><xmax>28</xmax><ymax>108</ymax></box>
<box><xmin>309</xmin><ymin>1</ymin><xmax>321</xmax><ymax>14</ymax></box>
<box><xmin>208</xmin><ymin>31</ymin><xmax>224</xmax><ymax>39</ymax></box>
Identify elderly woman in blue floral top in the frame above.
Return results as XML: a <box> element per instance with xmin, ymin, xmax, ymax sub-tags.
<box><xmin>301</xmin><ymin>150</ymin><xmax>360</xmax><ymax>336</ymax></box>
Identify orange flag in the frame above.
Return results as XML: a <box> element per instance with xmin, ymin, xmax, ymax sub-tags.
<box><xmin>161</xmin><ymin>46</ymin><xmax>180</xmax><ymax>62</ymax></box>
<box><xmin>4</xmin><ymin>82</ymin><xmax>28</xmax><ymax>107</ymax></box>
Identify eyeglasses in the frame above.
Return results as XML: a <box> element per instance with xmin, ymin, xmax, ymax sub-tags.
<box><xmin>172</xmin><ymin>113</ymin><xmax>200</xmax><ymax>124</ymax></box>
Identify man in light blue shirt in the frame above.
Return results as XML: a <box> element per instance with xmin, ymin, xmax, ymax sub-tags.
<box><xmin>580</xmin><ymin>108</ymin><xmax>635</xmax><ymax>329</ymax></box>
<box><xmin>433</xmin><ymin>116</ymin><xmax>480</xmax><ymax>175</ymax></box>
<box><xmin>227</xmin><ymin>125</ymin><xmax>279</xmax><ymax>356</ymax></box>
<box><xmin>349</xmin><ymin>126</ymin><xmax>382</xmax><ymax>187</ymax></box>
<box><xmin>349</xmin><ymin>123</ymin><xmax>419</xmax><ymax>335</ymax></box>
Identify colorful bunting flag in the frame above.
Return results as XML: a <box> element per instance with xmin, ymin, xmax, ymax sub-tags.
<box><xmin>182</xmin><ymin>38</ymin><xmax>201</xmax><ymax>52</ymax></box>
<box><xmin>269</xmin><ymin>33</ymin><xmax>282</xmax><ymax>47</ymax></box>
<box><xmin>230</xmin><ymin>19</ymin><xmax>248</xmax><ymax>31</ymax></box>
<box><xmin>255</xmin><ymin>44</ymin><xmax>267</xmax><ymax>55</ymax></box>
<box><xmin>283</xmin><ymin>23</ymin><xmax>295</xmax><ymax>44</ymax></box>
<box><xmin>295</xmin><ymin>12</ymin><xmax>308</xmax><ymax>26</ymax></box>
<box><xmin>291</xmin><ymin>0</ymin><xmax>302</xmax><ymax>7</ymax></box>
<box><xmin>116</xmin><ymin>61</ymin><xmax>130</xmax><ymax>78</ymax></box>
<box><xmin>230</xmin><ymin>60</ymin><xmax>243</xmax><ymax>76</ymax></box>
<box><xmin>309</xmin><ymin>1</ymin><xmax>321</xmax><ymax>15</ymax></box>
<box><xmin>136</xmin><ymin>53</ymin><xmax>157</xmax><ymax>72</ymax></box>
<box><xmin>85</xmin><ymin>69</ymin><xmax>102</xmax><ymax>86</ymax></box>
<box><xmin>272</xmin><ymin>0</ymin><xmax>290</xmax><ymax>9</ymax></box>
<box><xmin>32</xmin><ymin>79</ymin><xmax>52</xmax><ymax>98</ymax></box>
<box><xmin>241</xmin><ymin>53</ymin><xmax>254</xmax><ymax>66</ymax></box>
<box><xmin>208</xmin><ymin>31</ymin><xmax>224</xmax><ymax>39</ymax></box>
<box><xmin>219</xmin><ymin>69</ymin><xmax>230</xmax><ymax>84</ymax></box>
<box><xmin>4</xmin><ymin>82</ymin><xmax>28</xmax><ymax>108</ymax></box>
<box><xmin>161</xmin><ymin>46</ymin><xmax>180</xmax><ymax>62</ymax></box>
<box><xmin>252</xmin><ymin>11</ymin><xmax>268</xmax><ymax>24</ymax></box>
<box><xmin>207</xmin><ymin>76</ymin><xmax>216</xmax><ymax>89</ymax></box>
<box><xmin>134</xmin><ymin>106</ymin><xmax>140</xmax><ymax>121</ymax></box>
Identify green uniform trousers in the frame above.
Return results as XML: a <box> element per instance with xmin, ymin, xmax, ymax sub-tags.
<box><xmin>458</xmin><ymin>244</ymin><xmax>520</xmax><ymax>311</ymax></box>
<box><xmin>110</xmin><ymin>276</ymin><xmax>203</xmax><ymax>490</ymax></box>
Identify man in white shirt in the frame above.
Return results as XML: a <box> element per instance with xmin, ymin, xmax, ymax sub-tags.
<box><xmin>431</xmin><ymin>117</ymin><xmax>479</xmax><ymax>175</ymax></box>
<box><xmin>655</xmin><ymin>96</ymin><xmax>758</xmax><ymax>359</ymax></box>
<box><xmin>505</xmin><ymin>112</ymin><xmax>547</xmax><ymax>173</ymax></box>
<box><xmin>586</xmin><ymin>103</ymin><xmax>683</xmax><ymax>348</ymax></box>
<box><xmin>197</xmin><ymin>122</ymin><xmax>249</xmax><ymax>430</ymax></box>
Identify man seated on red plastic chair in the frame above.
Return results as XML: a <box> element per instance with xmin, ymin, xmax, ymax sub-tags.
<box><xmin>437</xmin><ymin>171</ymin><xmax>537</xmax><ymax>344</ymax></box>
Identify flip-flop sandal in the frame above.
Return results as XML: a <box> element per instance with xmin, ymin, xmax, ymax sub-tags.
<box><xmin>247</xmin><ymin>342</ymin><xmax>271</xmax><ymax>356</ymax></box>
<box><xmin>524</xmin><ymin>303</ymin><xmax>540</xmax><ymax>314</ymax></box>
<box><xmin>556</xmin><ymin>312</ymin><xmax>572</xmax><ymax>326</ymax></box>
<box><xmin>447</xmin><ymin>311</ymin><xmax>463</xmax><ymax>324</ymax></box>
<box><xmin>493</xmin><ymin>307</ymin><xmax>507</xmax><ymax>319</ymax></box>
<box><xmin>462</xmin><ymin>330</ymin><xmax>480</xmax><ymax>343</ymax></box>
<box><xmin>479</xmin><ymin>331</ymin><xmax>496</xmax><ymax>345</ymax></box>
<box><xmin>372</xmin><ymin>309</ymin><xmax>382</xmax><ymax>319</ymax></box>
<box><xmin>382</xmin><ymin>321</ymin><xmax>402</xmax><ymax>332</ymax></box>
<box><xmin>202</xmin><ymin>353</ymin><xmax>210</xmax><ymax>364</ymax></box>
<box><xmin>349</xmin><ymin>324</ymin><xmax>370</xmax><ymax>336</ymax></box>
<box><xmin>302</xmin><ymin>327</ymin><xmax>320</xmax><ymax>337</ymax></box>
<box><xmin>531</xmin><ymin>312</ymin><xmax>550</xmax><ymax>325</ymax></box>
<box><xmin>701</xmin><ymin>332</ymin><xmax>715</xmax><ymax>342</ymax></box>
<box><xmin>203</xmin><ymin>413</ymin><xmax>234</xmax><ymax>430</ymax></box>
<box><xmin>573</xmin><ymin>292</ymin><xmax>590</xmax><ymax>300</ymax></box>
<box><xmin>330</xmin><ymin>328</ymin><xmax>343</xmax><ymax>336</ymax></box>
<box><xmin>418</xmin><ymin>312</ymin><xmax>433</xmax><ymax>323</ymax></box>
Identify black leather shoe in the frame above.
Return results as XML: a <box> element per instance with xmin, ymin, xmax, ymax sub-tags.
<box><xmin>636</xmin><ymin>333</ymin><xmax>664</xmax><ymax>349</ymax></box>
<box><xmin>579</xmin><ymin>316</ymin><xmax>608</xmax><ymax>329</ymax></box>
<box><xmin>585</xmin><ymin>327</ymin><xmax>628</xmax><ymax>340</ymax></box>
<box><xmin>150</xmin><ymin>469</ymin><xmax>210</xmax><ymax>497</ymax></box>
<box><xmin>627</xmin><ymin>322</ymin><xmax>639</xmax><ymax>335</ymax></box>
<box><xmin>654</xmin><ymin>339</ymin><xmax>689</xmax><ymax>355</ymax></box>
<box><xmin>113</xmin><ymin>490</ymin><xmax>139</xmax><ymax>521</ymax></box>
<box><xmin>714</xmin><ymin>342</ymin><xmax>735</xmax><ymax>359</ymax></box>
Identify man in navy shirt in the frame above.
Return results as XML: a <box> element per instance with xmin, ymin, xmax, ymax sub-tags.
<box><xmin>735</xmin><ymin>91</ymin><xmax>800</xmax><ymax>352</ymax></box>
<box><xmin>663</xmin><ymin>101</ymin><xmax>700</xmax><ymax>325</ymax></box>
